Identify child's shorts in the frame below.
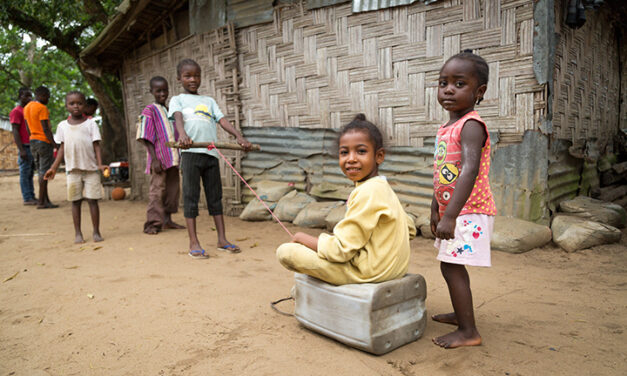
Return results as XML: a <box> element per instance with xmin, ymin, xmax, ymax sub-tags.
<box><xmin>434</xmin><ymin>214</ymin><xmax>494</xmax><ymax>267</ymax></box>
<box><xmin>67</xmin><ymin>170</ymin><xmax>103</xmax><ymax>201</ymax></box>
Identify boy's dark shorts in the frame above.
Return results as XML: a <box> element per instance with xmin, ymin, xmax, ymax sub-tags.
<box><xmin>180</xmin><ymin>152</ymin><xmax>223</xmax><ymax>218</ymax></box>
<box><xmin>30</xmin><ymin>139</ymin><xmax>54</xmax><ymax>175</ymax></box>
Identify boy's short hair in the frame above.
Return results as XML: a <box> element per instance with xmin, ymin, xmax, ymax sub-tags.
<box><xmin>86</xmin><ymin>98</ymin><xmax>99</xmax><ymax>108</ymax></box>
<box><xmin>176</xmin><ymin>59</ymin><xmax>201</xmax><ymax>77</ymax></box>
<box><xmin>34</xmin><ymin>86</ymin><xmax>50</xmax><ymax>97</ymax></box>
<box><xmin>149</xmin><ymin>76</ymin><xmax>168</xmax><ymax>88</ymax></box>
<box><xmin>18</xmin><ymin>87</ymin><xmax>31</xmax><ymax>99</ymax></box>
<box><xmin>65</xmin><ymin>90</ymin><xmax>86</xmax><ymax>103</ymax></box>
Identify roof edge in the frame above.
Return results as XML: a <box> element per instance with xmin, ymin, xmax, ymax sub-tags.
<box><xmin>80</xmin><ymin>0</ymin><xmax>152</xmax><ymax>62</ymax></box>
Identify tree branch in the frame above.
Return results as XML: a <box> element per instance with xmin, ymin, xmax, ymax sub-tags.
<box><xmin>83</xmin><ymin>0</ymin><xmax>109</xmax><ymax>24</ymax></box>
<box><xmin>2</xmin><ymin>5</ymin><xmax>82</xmax><ymax>59</ymax></box>
<box><xmin>0</xmin><ymin>64</ymin><xmax>28</xmax><ymax>87</ymax></box>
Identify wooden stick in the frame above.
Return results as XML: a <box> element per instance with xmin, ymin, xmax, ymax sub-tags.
<box><xmin>166</xmin><ymin>141</ymin><xmax>261</xmax><ymax>151</ymax></box>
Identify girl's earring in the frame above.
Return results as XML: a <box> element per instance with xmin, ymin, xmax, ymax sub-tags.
<box><xmin>476</xmin><ymin>97</ymin><xmax>483</xmax><ymax>105</ymax></box>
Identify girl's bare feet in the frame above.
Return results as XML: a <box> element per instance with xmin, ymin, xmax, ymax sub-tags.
<box><xmin>432</xmin><ymin>329</ymin><xmax>481</xmax><ymax>349</ymax></box>
<box><xmin>431</xmin><ymin>312</ymin><xmax>458</xmax><ymax>325</ymax></box>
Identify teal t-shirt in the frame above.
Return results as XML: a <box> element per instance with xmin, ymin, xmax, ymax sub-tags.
<box><xmin>168</xmin><ymin>93</ymin><xmax>224</xmax><ymax>158</ymax></box>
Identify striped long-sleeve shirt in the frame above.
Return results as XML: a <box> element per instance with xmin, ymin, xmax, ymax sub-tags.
<box><xmin>136</xmin><ymin>103</ymin><xmax>179</xmax><ymax>174</ymax></box>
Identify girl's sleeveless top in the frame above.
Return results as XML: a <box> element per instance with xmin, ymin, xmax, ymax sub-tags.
<box><xmin>433</xmin><ymin>111</ymin><xmax>497</xmax><ymax>217</ymax></box>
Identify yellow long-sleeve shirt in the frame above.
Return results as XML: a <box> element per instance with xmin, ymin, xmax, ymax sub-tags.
<box><xmin>317</xmin><ymin>176</ymin><xmax>417</xmax><ymax>283</ymax></box>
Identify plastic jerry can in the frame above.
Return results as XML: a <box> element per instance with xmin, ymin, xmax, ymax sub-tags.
<box><xmin>293</xmin><ymin>273</ymin><xmax>427</xmax><ymax>355</ymax></box>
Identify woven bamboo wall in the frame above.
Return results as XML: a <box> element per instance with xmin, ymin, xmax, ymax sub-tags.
<box><xmin>553</xmin><ymin>1</ymin><xmax>620</xmax><ymax>151</ymax></box>
<box><xmin>0</xmin><ymin>130</ymin><xmax>19</xmax><ymax>170</ymax></box>
<box><xmin>236</xmin><ymin>0</ymin><xmax>546</xmax><ymax>146</ymax></box>
<box><xmin>121</xmin><ymin>24</ymin><xmax>243</xmax><ymax>209</ymax></box>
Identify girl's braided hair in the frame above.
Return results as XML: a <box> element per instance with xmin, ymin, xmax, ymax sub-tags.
<box><xmin>338</xmin><ymin>113</ymin><xmax>384</xmax><ymax>151</ymax></box>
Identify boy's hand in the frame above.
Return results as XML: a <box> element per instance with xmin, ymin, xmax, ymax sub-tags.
<box><xmin>178</xmin><ymin>134</ymin><xmax>193</xmax><ymax>148</ymax></box>
<box><xmin>151</xmin><ymin>160</ymin><xmax>164</xmax><ymax>174</ymax></box>
<box><xmin>435</xmin><ymin>215</ymin><xmax>456</xmax><ymax>240</ymax></box>
<box><xmin>44</xmin><ymin>168</ymin><xmax>56</xmax><ymax>181</ymax></box>
<box><xmin>236</xmin><ymin>136</ymin><xmax>252</xmax><ymax>151</ymax></box>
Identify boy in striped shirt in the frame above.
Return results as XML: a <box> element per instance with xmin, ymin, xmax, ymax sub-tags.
<box><xmin>136</xmin><ymin>76</ymin><xmax>185</xmax><ymax>234</ymax></box>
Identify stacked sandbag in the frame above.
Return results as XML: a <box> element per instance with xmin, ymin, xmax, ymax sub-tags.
<box><xmin>274</xmin><ymin>190</ymin><xmax>317</xmax><ymax>222</ymax></box>
<box><xmin>293</xmin><ymin>201</ymin><xmax>345</xmax><ymax>228</ymax></box>
<box><xmin>550</xmin><ymin>196</ymin><xmax>624</xmax><ymax>252</ymax></box>
<box><xmin>240</xmin><ymin>180</ymin><xmax>294</xmax><ymax>221</ymax></box>
<box><xmin>324</xmin><ymin>204</ymin><xmax>346</xmax><ymax>231</ymax></box>
<box><xmin>405</xmin><ymin>206</ymin><xmax>434</xmax><ymax>239</ymax></box>
<box><xmin>490</xmin><ymin>216</ymin><xmax>552</xmax><ymax>253</ymax></box>
<box><xmin>559</xmin><ymin>196</ymin><xmax>626</xmax><ymax>228</ymax></box>
<box><xmin>551</xmin><ymin>215</ymin><xmax>621</xmax><ymax>252</ymax></box>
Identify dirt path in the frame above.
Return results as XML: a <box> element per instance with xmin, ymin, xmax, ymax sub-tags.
<box><xmin>0</xmin><ymin>174</ymin><xmax>625</xmax><ymax>375</ymax></box>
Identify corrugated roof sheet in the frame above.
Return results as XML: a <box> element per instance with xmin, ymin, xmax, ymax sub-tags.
<box><xmin>307</xmin><ymin>0</ymin><xmax>351</xmax><ymax>10</ymax></box>
<box><xmin>351</xmin><ymin>0</ymin><xmax>423</xmax><ymax>13</ymax></box>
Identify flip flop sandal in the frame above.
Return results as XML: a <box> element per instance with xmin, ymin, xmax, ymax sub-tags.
<box><xmin>217</xmin><ymin>244</ymin><xmax>241</xmax><ymax>254</ymax></box>
<box><xmin>188</xmin><ymin>249</ymin><xmax>209</xmax><ymax>259</ymax></box>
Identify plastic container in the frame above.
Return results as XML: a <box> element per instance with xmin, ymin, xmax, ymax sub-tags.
<box><xmin>293</xmin><ymin>273</ymin><xmax>427</xmax><ymax>355</ymax></box>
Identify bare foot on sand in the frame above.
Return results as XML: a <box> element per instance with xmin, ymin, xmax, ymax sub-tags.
<box><xmin>144</xmin><ymin>227</ymin><xmax>159</xmax><ymax>235</ymax></box>
<box><xmin>433</xmin><ymin>329</ymin><xmax>482</xmax><ymax>349</ymax></box>
<box><xmin>432</xmin><ymin>312</ymin><xmax>458</xmax><ymax>326</ymax></box>
<box><xmin>93</xmin><ymin>232</ymin><xmax>104</xmax><ymax>242</ymax></box>
<box><xmin>75</xmin><ymin>233</ymin><xmax>85</xmax><ymax>244</ymax></box>
<box><xmin>162</xmin><ymin>221</ymin><xmax>185</xmax><ymax>230</ymax></box>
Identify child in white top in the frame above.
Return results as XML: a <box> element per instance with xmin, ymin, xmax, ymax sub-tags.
<box><xmin>45</xmin><ymin>91</ymin><xmax>107</xmax><ymax>243</ymax></box>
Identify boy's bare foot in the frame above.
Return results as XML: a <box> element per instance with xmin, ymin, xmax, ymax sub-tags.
<box><xmin>162</xmin><ymin>221</ymin><xmax>185</xmax><ymax>230</ymax></box>
<box><xmin>93</xmin><ymin>232</ymin><xmax>104</xmax><ymax>242</ymax></box>
<box><xmin>144</xmin><ymin>227</ymin><xmax>159</xmax><ymax>235</ymax></box>
<box><xmin>37</xmin><ymin>202</ymin><xmax>59</xmax><ymax>209</ymax></box>
<box><xmin>432</xmin><ymin>329</ymin><xmax>482</xmax><ymax>349</ymax></box>
<box><xmin>75</xmin><ymin>233</ymin><xmax>85</xmax><ymax>244</ymax></box>
<box><xmin>432</xmin><ymin>313</ymin><xmax>458</xmax><ymax>325</ymax></box>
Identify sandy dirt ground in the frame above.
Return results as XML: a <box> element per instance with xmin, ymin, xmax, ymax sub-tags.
<box><xmin>0</xmin><ymin>173</ymin><xmax>626</xmax><ymax>376</ymax></box>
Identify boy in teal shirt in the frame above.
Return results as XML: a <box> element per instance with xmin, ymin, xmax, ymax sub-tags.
<box><xmin>170</xmin><ymin>58</ymin><xmax>251</xmax><ymax>259</ymax></box>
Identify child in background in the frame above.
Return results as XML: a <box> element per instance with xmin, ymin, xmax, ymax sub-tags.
<box><xmin>171</xmin><ymin>58</ymin><xmax>252</xmax><ymax>259</ymax></box>
<box><xmin>136</xmin><ymin>76</ymin><xmax>185</xmax><ymax>234</ymax></box>
<box><xmin>10</xmin><ymin>87</ymin><xmax>36</xmax><ymax>205</ymax></box>
<box><xmin>24</xmin><ymin>86</ymin><xmax>58</xmax><ymax>209</ymax></box>
<box><xmin>276</xmin><ymin>114</ymin><xmax>416</xmax><ymax>285</ymax></box>
<box><xmin>84</xmin><ymin>98</ymin><xmax>99</xmax><ymax>118</ymax></box>
<box><xmin>44</xmin><ymin>91</ymin><xmax>107</xmax><ymax>243</ymax></box>
<box><xmin>430</xmin><ymin>51</ymin><xmax>497</xmax><ymax>349</ymax></box>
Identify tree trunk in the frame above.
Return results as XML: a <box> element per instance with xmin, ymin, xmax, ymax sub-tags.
<box><xmin>80</xmin><ymin>67</ymin><xmax>128</xmax><ymax>163</ymax></box>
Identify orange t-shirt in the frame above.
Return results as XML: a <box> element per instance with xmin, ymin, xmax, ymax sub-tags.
<box><xmin>24</xmin><ymin>101</ymin><xmax>51</xmax><ymax>143</ymax></box>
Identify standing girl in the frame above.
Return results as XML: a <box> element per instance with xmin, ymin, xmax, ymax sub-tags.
<box><xmin>430</xmin><ymin>51</ymin><xmax>497</xmax><ymax>348</ymax></box>
<box><xmin>276</xmin><ymin>114</ymin><xmax>416</xmax><ymax>285</ymax></box>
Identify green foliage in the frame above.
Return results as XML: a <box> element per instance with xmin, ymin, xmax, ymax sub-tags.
<box><xmin>0</xmin><ymin>0</ymin><xmax>123</xmax><ymax>129</ymax></box>
<box><xmin>0</xmin><ymin>28</ymin><xmax>92</xmax><ymax>130</ymax></box>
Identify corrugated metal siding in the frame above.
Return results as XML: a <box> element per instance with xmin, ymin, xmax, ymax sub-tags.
<box><xmin>242</xmin><ymin>127</ymin><xmax>552</xmax><ymax>222</ymax></box>
<box><xmin>0</xmin><ymin>116</ymin><xmax>11</xmax><ymax>132</ymax></box>
<box><xmin>227</xmin><ymin>0</ymin><xmax>274</xmax><ymax>28</ymax></box>
<box><xmin>490</xmin><ymin>131</ymin><xmax>550</xmax><ymax>223</ymax></box>
<box><xmin>547</xmin><ymin>139</ymin><xmax>582</xmax><ymax>214</ymax></box>
<box><xmin>190</xmin><ymin>0</ymin><xmax>227</xmax><ymax>34</ymax></box>
<box><xmin>351</xmin><ymin>0</ymin><xmax>422</xmax><ymax>13</ymax></box>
